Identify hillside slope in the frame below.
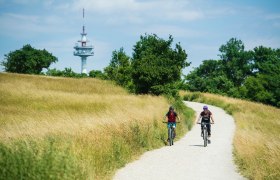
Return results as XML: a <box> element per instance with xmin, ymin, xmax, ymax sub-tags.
<box><xmin>0</xmin><ymin>73</ymin><xmax>193</xmax><ymax>179</ymax></box>
<box><xmin>0</xmin><ymin>73</ymin><xmax>165</xmax><ymax>141</ymax></box>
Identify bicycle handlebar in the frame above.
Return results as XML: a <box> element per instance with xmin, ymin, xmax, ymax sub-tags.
<box><xmin>162</xmin><ymin>121</ymin><xmax>181</xmax><ymax>123</ymax></box>
<box><xmin>197</xmin><ymin>122</ymin><xmax>214</xmax><ymax>124</ymax></box>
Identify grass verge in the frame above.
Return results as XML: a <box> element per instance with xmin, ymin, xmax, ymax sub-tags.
<box><xmin>182</xmin><ymin>91</ymin><xmax>280</xmax><ymax>180</ymax></box>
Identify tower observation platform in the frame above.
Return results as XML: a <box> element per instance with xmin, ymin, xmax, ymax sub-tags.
<box><xmin>73</xmin><ymin>9</ymin><xmax>94</xmax><ymax>74</ymax></box>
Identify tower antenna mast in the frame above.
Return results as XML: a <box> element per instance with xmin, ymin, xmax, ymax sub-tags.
<box><xmin>83</xmin><ymin>8</ymin><xmax>85</xmax><ymax>34</ymax></box>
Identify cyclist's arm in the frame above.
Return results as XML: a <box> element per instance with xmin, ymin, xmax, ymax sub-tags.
<box><xmin>196</xmin><ymin>115</ymin><xmax>201</xmax><ymax>123</ymax></box>
<box><xmin>177</xmin><ymin>115</ymin><xmax>181</xmax><ymax>122</ymax></box>
<box><xmin>210</xmin><ymin>115</ymin><xmax>215</xmax><ymax>123</ymax></box>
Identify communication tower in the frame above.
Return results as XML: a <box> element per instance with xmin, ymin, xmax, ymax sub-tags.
<box><xmin>73</xmin><ymin>8</ymin><xmax>94</xmax><ymax>74</ymax></box>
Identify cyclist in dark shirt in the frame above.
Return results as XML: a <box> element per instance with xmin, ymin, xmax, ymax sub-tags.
<box><xmin>165</xmin><ymin>106</ymin><xmax>180</xmax><ymax>138</ymax></box>
<box><xmin>196</xmin><ymin>105</ymin><xmax>215</xmax><ymax>137</ymax></box>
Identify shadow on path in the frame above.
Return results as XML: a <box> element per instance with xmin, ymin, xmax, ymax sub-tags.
<box><xmin>189</xmin><ymin>145</ymin><xmax>204</xmax><ymax>147</ymax></box>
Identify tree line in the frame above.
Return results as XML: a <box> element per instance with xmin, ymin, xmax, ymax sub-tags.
<box><xmin>185</xmin><ymin>38</ymin><xmax>280</xmax><ymax>107</ymax></box>
<box><xmin>2</xmin><ymin>35</ymin><xmax>279</xmax><ymax>107</ymax></box>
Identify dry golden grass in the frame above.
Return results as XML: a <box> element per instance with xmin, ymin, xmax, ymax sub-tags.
<box><xmin>0</xmin><ymin>73</ymin><xmax>194</xmax><ymax>179</ymax></box>
<box><xmin>182</xmin><ymin>91</ymin><xmax>280</xmax><ymax>180</ymax></box>
<box><xmin>0</xmin><ymin>73</ymin><xmax>167</xmax><ymax>141</ymax></box>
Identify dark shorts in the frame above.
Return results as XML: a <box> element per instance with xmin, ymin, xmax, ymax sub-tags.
<box><xmin>201</xmin><ymin>120</ymin><xmax>211</xmax><ymax>135</ymax></box>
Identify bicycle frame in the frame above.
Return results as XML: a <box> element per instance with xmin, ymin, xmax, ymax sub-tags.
<box><xmin>163</xmin><ymin>122</ymin><xmax>179</xmax><ymax>146</ymax></box>
<box><xmin>168</xmin><ymin>124</ymin><xmax>175</xmax><ymax>146</ymax></box>
<box><xmin>198</xmin><ymin>122</ymin><xmax>212</xmax><ymax>147</ymax></box>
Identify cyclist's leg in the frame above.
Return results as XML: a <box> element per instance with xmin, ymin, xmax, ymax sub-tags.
<box><xmin>200</xmin><ymin>122</ymin><xmax>204</xmax><ymax>137</ymax></box>
<box><xmin>167</xmin><ymin>122</ymin><xmax>171</xmax><ymax>129</ymax></box>
<box><xmin>167</xmin><ymin>122</ymin><xmax>176</xmax><ymax>139</ymax></box>
<box><xmin>207</xmin><ymin>123</ymin><xmax>211</xmax><ymax>137</ymax></box>
<box><xmin>171</xmin><ymin>122</ymin><xmax>176</xmax><ymax>138</ymax></box>
<box><xmin>167</xmin><ymin>122</ymin><xmax>171</xmax><ymax>140</ymax></box>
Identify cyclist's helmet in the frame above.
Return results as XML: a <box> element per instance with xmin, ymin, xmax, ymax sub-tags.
<box><xmin>169</xmin><ymin>106</ymin><xmax>174</xmax><ymax>111</ymax></box>
<box><xmin>203</xmin><ymin>105</ymin><xmax>208</xmax><ymax>110</ymax></box>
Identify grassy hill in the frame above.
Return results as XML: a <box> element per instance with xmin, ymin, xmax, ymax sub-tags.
<box><xmin>0</xmin><ymin>73</ymin><xmax>193</xmax><ymax>180</ymax></box>
<box><xmin>182</xmin><ymin>91</ymin><xmax>280</xmax><ymax>180</ymax></box>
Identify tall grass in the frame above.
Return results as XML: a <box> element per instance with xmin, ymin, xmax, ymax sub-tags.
<box><xmin>0</xmin><ymin>73</ymin><xmax>194</xmax><ymax>179</ymax></box>
<box><xmin>182</xmin><ymin>91</ymin><xmax>280</xmax><ymax>180</ymax></box>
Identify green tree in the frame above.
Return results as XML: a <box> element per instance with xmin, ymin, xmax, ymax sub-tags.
<box><xmin>185</xmin><ymin>59</ymin><xmax>234</xmax><ymax>94</ymax></box>
<box><xmin>131</xmin><ymin>34</ymin><xmax>190</xmax><ymax>95</ymax></box>
<box><xmin>250</xmin><ymin>46</ymin><xmax>280</xmax><ymax>106</ymax></box>
<box><xmin>253</xmin><ymin>46</ymin><xmax>280</xmax><ymax>74</ymax></box>
<box><xmin>104</xmin><ymin>48</ymin><xmax>134</xmax><ymax>91</ymax></box>
<box><xmin>219</xmin><ymin>38</ymin><xmax>253</xmax><ymax>87</ymax></box>
<box><xmin>185</xmin><ymin>38</ymin><xmax>253</xmax><ymax>98</ymax></box>
<box><xmin>2</xmin><ymin>44</ymin><xmax>57</xmax><ymax>74</ymax></box>
<box><xmin>242</xmin><ymin>76</ymin><xmax>274</xmax><ymax>103</ymax></box>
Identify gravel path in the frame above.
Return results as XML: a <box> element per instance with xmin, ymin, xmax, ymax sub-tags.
<box><xmin>114</xmin><ymin>101</ymin><xmax>245</xmax><ymax>180</ymax></box>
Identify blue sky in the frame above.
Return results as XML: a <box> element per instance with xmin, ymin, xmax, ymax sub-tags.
<box><xmin>0</xmin><ymin>0</ymin><xmax>279</xmax><ymax>74</ymax></box>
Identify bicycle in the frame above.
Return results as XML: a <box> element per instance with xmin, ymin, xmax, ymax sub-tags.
<box><xmin>163</xmin><ymin>122</ymin><xmax>180</xmax><ymax>146</ymax></box>
<box><xmin>198</xmin><ymin>122</ymin><xmax>213</xmax><ymax>147</ymax></box>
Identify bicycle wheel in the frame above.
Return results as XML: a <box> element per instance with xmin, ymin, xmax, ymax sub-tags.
<box><xmin>168</xmin><ymin>128</ymin><xmax>172</xmax><ymax>146</ymax></box>
<box><xmin>171</xmin><ymin>128</ymin><xmax>174</xmax><ymax>145</ymax></box>
<box><xmin>203</xmin><ymin>127</ymin><xmax>207</xmax><ymax>147</ymax></box>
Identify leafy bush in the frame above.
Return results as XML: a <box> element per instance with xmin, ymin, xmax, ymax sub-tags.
<box><xmin>46</xmin><ymin>68</ymin><xmax>87</xmax><ymax>78</ymax></box>
<box><xmin>88</xmin><ymin>70</ymin><xmax>107</xmax><ymax>79</ymax></box>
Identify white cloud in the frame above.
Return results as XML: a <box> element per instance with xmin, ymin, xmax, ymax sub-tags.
<box><xmin>11</xmin><ymin>0</ymin><xmax>39</xmax><ymax>5</ymax></box>
<box><xmin>273</xmin><ymin>22</ymin><xmax>280</xmax><ymax>28</ymax></box>
<box><xmin>5</xmin><ymin>13</ymin><xmax>39</xmax><ymax>23</ymax></box>
<box><xmin>69</xmin><ymin>0</ymin><xmax>204</xmax><ymax>25</ymax></box>
<box><xmin>0</xmin><ymin>13</ymin><xmax>71</xmax><ymax>38</ymax></box>
<box><xmin>43</xmin><ymin>0</ymin><xmax>55</xmax><ymax>7</ymax></box>
<box><xmin>165</xmin><ymin>10</ymin><xmax>203</xmax><ymax>21</ymax></box>
<box><xmin>135</xmin><ymin>24</ymin><xmax>206</xmax><ymax>39</ymax></box>
<box><xmin>205</xmin><ymin>7</ymin><xmax>236</xmax><ymax>18</ymax></box>
<box><xmin>0</xmin><ymin>13</ymin><xmax>40</xmax><ymax>38</ymax></box>
<box><xmin>244</xmin><ymin>37</ymin><xmax>280</xmax><ymax>50</ymax></box>
<box><xmin>72</xmin><ymin>0</ymin><xmax>141</xmax><ymax>13</ymax></box>
<box><xmin>265</xmin><ymin>13</ymin><xmax>280</xmax><ymax>20</ymax></box>
<box><xmin>34</xmin><ymin>38</ymin><xmax>77</xmax><ymax>53</ymax></box>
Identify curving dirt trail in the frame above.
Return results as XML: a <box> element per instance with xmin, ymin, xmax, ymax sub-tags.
<box><xmin>114</xmin><ymin>101</ymin><xmax>245</xmax><ymax>180</ymax></box>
